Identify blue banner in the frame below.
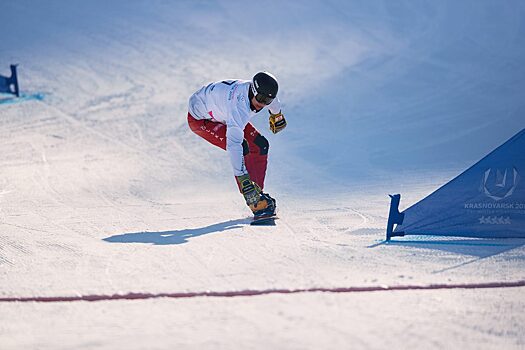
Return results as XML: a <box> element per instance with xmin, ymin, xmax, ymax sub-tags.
<box><xmin>389</xmin><ymin>129</ymin><xmax>525</xmax><ymax>239</ymax></box>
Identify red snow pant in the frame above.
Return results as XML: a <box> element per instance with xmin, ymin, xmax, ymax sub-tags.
<box><xmin>187</xmin><ymin>113</ymin><xmax>269</xmax><ymax>191</ymax></box>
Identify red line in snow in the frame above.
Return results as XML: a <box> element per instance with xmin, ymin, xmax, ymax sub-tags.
<box><xmin>1</xmin><ymin>280</ymin><xmax>524</xmax><ymax>303</ymax></box>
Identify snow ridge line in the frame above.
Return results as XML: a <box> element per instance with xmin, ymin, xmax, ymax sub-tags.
<box><xmin>2</xmin><ymin>280</ymin><xmax>525</xmax><ymax>303</ymax></box>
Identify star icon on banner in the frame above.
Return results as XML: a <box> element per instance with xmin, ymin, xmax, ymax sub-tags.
<box><xmin>478</xmin><ymin>216</ymin><xmax>511</xmax><ymax>225</ymax></box>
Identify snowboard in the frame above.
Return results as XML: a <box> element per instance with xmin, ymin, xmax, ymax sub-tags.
<box><xmin>250</xmin><ymin>213</ymin><xmax>278</xmax><ymax>226</ymax></box>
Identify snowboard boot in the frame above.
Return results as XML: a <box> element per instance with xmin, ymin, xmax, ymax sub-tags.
<box><xmin>249</xmin><ymin>192</ymin><xmax>277</xmax><ymax>219</ymax></box>
<box><xmin>261</xmin><ymin>192</ymin><xmax>276</xmax><ymax>212</ymax></box>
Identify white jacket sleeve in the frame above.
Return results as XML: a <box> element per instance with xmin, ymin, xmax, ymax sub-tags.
<box><xmin>226</xmin><ymin>124</ymin><xmax>247</xmax><ymax>176</ymax></box>
<box><xmin>268</xmin><ymin>97</ymin><xmax>282</xmax><ymax>115</ymax></box>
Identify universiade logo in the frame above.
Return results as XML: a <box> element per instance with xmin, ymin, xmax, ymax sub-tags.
<box><xmin>481</xmin><ymin>167</ymin><xmax>520</xmax><ymax>201</ymax></box>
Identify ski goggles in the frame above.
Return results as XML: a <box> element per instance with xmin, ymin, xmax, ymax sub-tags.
<box><xmin>255</xmin><ymin>94</ymin><xmax>274</xmax><ymax>105</ymax></box>
<box><xmin>251</xmin><ymin>83</ymin><xmax>274</xmax><ymax>105</ymax></box>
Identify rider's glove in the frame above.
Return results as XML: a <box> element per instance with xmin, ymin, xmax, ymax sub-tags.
<box><xmin>269</xmin><ymin>111</ymin><xmax>287</xmax><ymax>134</ymax></box>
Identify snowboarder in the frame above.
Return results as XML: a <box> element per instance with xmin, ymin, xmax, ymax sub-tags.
<box><xmin>187</xmin><ymin>71</ymin><xmax>287</xmax><ymax>220</ymax></box>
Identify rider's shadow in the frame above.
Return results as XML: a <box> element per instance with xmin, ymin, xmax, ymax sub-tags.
<box><xmin>103</xmin><ymin>218</ymin><xmax>248</xmax><ymax>245</ymax></box>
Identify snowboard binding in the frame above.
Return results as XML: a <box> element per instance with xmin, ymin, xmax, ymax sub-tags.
<box><xmin>250</xmin><ymin>192</ymin><xmax>277</xmax><ymax>225</ymax></box>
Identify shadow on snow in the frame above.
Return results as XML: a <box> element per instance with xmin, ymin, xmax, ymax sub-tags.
<box><xmin>369</xmin><ymin>237</ymin><xmax>525</xmax><ymax>273</ymax></box>
<box><xmin>388</xmin><ymin>238</ymin><xmax>524</xmax><ymax>257</ymax></box>
<box><xmin>103</xmin><ymin>218</ymin><xmax>249</xmax><ymax>245</ymax></box>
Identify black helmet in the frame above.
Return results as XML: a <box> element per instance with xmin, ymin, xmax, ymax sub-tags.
<box><xmin>251</xmin><ymin>71</ymin><xmax>278</xmax><ymax>105</ymax></box>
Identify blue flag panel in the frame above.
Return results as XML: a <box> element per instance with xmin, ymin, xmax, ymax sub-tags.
<box><xmin>388</xmin><ymin>129</ymin><xmax>525</xmax><ymax>239</ymax></box>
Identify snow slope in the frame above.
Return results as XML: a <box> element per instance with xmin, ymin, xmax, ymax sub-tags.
<box><xmin>1</xmin><ymin>1</ymin><xmax>524</xmax><ymax>349</ymax></box>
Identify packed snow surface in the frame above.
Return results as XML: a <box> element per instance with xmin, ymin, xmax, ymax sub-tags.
<box><xmin>1</xmin><ymin>1</ymin><xmax>524</xmax><ymax>349</ymax></box>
